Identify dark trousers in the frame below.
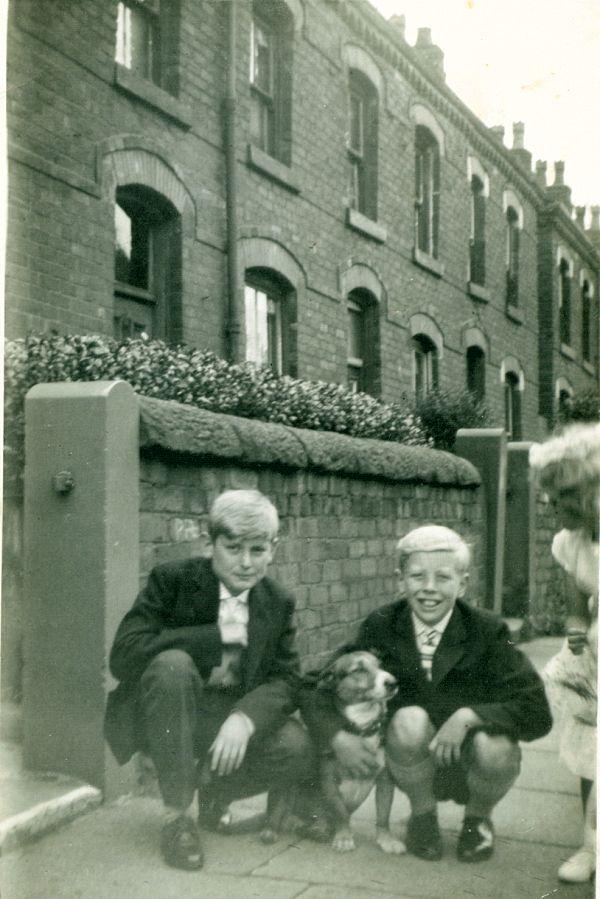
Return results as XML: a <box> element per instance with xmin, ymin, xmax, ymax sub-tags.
<box><xmin>139</xmin><ymin>649</ymin><xmax>314</xmax><ymax>811</ymax></box>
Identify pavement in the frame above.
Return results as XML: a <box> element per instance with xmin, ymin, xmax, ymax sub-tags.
<box><xmin>0</xmin><ymin>636</ymin><xmax>596</xmax><ymax>898</ymax></box>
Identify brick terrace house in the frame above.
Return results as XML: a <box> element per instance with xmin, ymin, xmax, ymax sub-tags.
<box><xmin>6</xmin><ymin>0</ymin><xmax>600</xmax><ymax>438</ymax></box>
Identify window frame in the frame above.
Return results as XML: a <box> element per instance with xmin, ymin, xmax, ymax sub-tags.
<box><xmin>250</xmin><ymin>13</ymin><xmax>276</xmax><ymax>158</ymax></box>
<box><xmin>506</xmin><ymin>206</ymin><xmax>520</xmax><ymax>307</ymax></box>
<box><xmin>244</xmin><ymin>271</ymin><xmax>296</xmax><ymax>376</ymax></box>
<box><xmin>116</xmin><ymin>0</ymin><xmax>161</xmax><ymax>86</ymax></box>
<box><xmin>413</xmin><ymin>334</ymin><xmax>439</xmax><ymax>401</ymax></box>
<box><xmin>558</xmin><ymin>258</ymin><xmax>572</xmax><ymax>347</ymax></box>
<box><xmin>415</xmin><ymin>126</ymin><xmax>440</xmax><ymax>259</ymax></box>
<box><xmin>113</xmin><ymin>185</ymin><xmax>180</xmax><ymax>342</ymax></box>
<box><xmin>348</xmin><ymin>69</ymin><xmax>378</xmax><ymax>221</ymax></box>
<box><xmin>469</xmin><ymin>175</ymin><xmax>486</xmax><ymax>287</ymax></box>
<box><xmin>504</xmin><ymin>372</ymin><xmax>522</xmax><ymax>440</ymax></box>
<box><xmin>582</xmin><ymin>279</ymin><xmax>592</xmax><ymax>363</ymax></box>
<box><xmin>466</xmin><ymin>345</ymin><xmax>486</xmax><ymax>402</ymax></box>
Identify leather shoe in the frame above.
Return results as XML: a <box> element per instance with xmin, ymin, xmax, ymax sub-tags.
<box><xmin>160</xmin><ymin>816</ymin><xmax>204</xmax><ymax>870</ymax></box>
<box><xmin>406</xmin><ymin>810</ymin><xmax>443</xmax><ymax>860</ymax></box>
<box><xmin>457</xmin><ymin>816</ymin><xmax>494</xmax><ymax>862</ymax></box>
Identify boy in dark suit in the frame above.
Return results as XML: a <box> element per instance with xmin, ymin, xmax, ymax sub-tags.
<box><xmin>302</xmin><ymin>525</ymin><xmax>552</xmax><ymax>863</ymax></box>
<box><xmin>104</xmin><ymin>489</ymin><xmax>312</xmax><ymax>870</ymax></box>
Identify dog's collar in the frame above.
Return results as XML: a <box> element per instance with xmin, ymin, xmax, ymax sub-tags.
<box><xmin>341</xmin><ymin>709</ymin><xmax>387</xmax><ymax>738</ymax></box>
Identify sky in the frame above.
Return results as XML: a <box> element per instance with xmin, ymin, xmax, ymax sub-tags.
<box><xmin>369</xmin><ymin>0</ymin><xmax>600</xmax><ymax>216</ymax></box>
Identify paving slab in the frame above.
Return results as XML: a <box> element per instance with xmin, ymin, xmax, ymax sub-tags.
<box><xmin>256</xmin><ymin>834</ymin><xmax>594</xmax><ymax>899</ymax></box>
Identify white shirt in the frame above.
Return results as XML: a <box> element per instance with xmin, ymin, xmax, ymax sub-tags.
<box><xmin>218</xmin><ymin>584</ymin><xmax>250</xmax><ymax>647</ymax></box>
<box><xmin>412</xmin><ymin>608</ymin><xmax>454</xmax><ymax>680</ymax></box>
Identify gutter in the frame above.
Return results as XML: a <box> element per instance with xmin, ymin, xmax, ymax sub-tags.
<box><xmin>224</xmin><ymin>0</ymin><xmax>242</xmax><ymax>362</ymax></box>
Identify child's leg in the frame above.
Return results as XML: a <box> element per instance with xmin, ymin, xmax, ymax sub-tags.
<box><xmin>559</xmin><ymin>780</ymin><xmax>596</xmax><ymax>882</ymax></box>
<box><xmin>463</xmin><ymin>732</ymin><xmax>521</xmax><ymax>819</ymax></box>
<box><xmin>385</xmin><ymin>706</ymin><xmax>436</xmax><ymax>815</ymax></box>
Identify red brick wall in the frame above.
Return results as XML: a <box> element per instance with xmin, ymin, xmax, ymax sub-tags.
<box><xmin>138</xmin><ymin>455</ymin><xmax>485</xmax><ymax>670</ymax></box>
<box><xmin>6</xmin><ymin>0</ymin><xmax>598</xmax><ymax>445</ymax></box>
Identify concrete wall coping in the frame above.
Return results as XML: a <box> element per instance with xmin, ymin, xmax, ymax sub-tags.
<box><xmin>138</xmin><ymin>396</ymin><xmax>481</xmax><ymax>487</ymax></box>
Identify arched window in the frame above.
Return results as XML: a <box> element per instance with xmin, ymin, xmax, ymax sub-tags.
<box><xmin>114</xmin><ymin>185</ymin><xmax>181</xmax><ymax>340</ymax></box>
<box><xmin>244</xmin><ymin>269</ymin><xmax>296</xmax><ymax>376</ymax></box>
<box><xmin>466</xmin><ymin>345</ymin><xmax>485</xmax><ymax>401</ymax></box>
<box><xmin>250</xmin><ymin>0</ymin><xmax>293</xmax><ymax>164</ymax></box>
<box><xmin>469</xmin><ymin>176</ymin><xmax>486</xmax><ymax>286</ymax></box>
<box><xmin>558</xmin><ymin>258</ymin><xmax>571</xmax><ymax>346</ymax></box>
<box><xmin>348</xmin><ymin>69</ymin><xmax>378</xmax><ymax>220</ymax></box>
<box><xmin>413</xmin><ymin>334</ymin><xmax>439</xmax><ymax>401</ymax></box>
<box><xmin>506</xmin><ymin>206</ymin><xmax>520</xmax><ymax>307</ymax></box>
<box><xmin>415</xmin><ymin>126</ymin><xmax>440</xmax><ymax>259</ymax></box>
<box><xmin>346</xmin><ymin>289</ymin><xmax>380</xmax><ymax>395</ymax></box>
<box><xmin>504</xmin><ymin>372</ymin><xmax>522</xmax><ymax>439</ymax></box>
<box><xmin>582</xmin><ymin>279</ymin><xmax>592</xmax><ymax>362</ymax></box>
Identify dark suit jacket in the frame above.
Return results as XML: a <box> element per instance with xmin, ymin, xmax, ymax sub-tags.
<box><xmin>301</xmin><ymin>599</ymin><xmax>552</xmax><ymax>750</ymax></box>
<box><xmin>104</xmin><ymin>557</ymin><xmax>300</xmax><ymax>764</ymax></box>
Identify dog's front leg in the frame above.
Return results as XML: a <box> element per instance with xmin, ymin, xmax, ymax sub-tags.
<box><xmin>375</xmin><ymin>766</ymin><xmax>406</xmax><ymax>854</ymax></box>
<box><xmin>321</xmin><ymin>758</ymin><xmax>355</xmax><ymax>852</ymax></box>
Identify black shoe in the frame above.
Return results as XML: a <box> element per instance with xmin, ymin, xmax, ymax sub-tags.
<box><xmin>160</xmin><ymin>816</ymin><xmax>204</xmax><ymax>870</ymax></box>
<box><xmin>406</xmin><ymin>810</ymin><xmax>443</xmax><ymax>860</ymax></box>
<box><xmin>457</xmin><ymin>816</ymin><xmax>494</xmax><ymax>862</ymax></box>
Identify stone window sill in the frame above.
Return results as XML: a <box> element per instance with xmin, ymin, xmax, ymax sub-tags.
<box><xmin>345</xmin><ymin>208</ymin><xmax>387</xmax><ymax>243</ymax></box>
<box><xmin>506</xmin><ymin>304</ymin><xmax>524</xmax><ymax>324</ymax></box>
<box><xmin>467</xmin><ymin>282</ymin><xmax>490</xmax><ymax>303</ymax></box>
<box><xmin>114</xmin><ymin>64</ymin><xmax>193</xmax><ymax>129</ymax></box>
<box><xmin>583</xmin><ymin>360</ymin><xmax>596</xmax><ymax>376</ymax></box>
<box><xmin>560</xmin><ymin>342</ymin><xmax>576</xmax><ymax>361</ymax></box>
<box><xmin>412</xmin><ymin>247</ymin><xmax>444</xmax><ymax>278</ymax></box>
<box><xmin>247</xmin><ymin>145</ymin><xmax>300</xmax><ymax>193</ymax></box>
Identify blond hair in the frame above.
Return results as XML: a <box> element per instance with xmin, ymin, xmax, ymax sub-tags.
<box><xmin>529</xmin><ymin>423</ymin><xmax>600</xmax><ymax>493</ymax></box>
<box><xmin>208</xmin><ymin>490</ymin><xmax>279</xmax><ymax>541</ymax></box>
<box><xmin>397</xmin><ymin>525</ymin><xmax>471</xmax><ymax>573</ymax></box>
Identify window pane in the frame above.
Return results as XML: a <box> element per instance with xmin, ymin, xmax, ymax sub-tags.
<box><xmin>348</xmin><ymin>305</ymin><xmax>363</xmax><ymax>361</ymax></box>
<box><xmin>115</xmin><ymin>204</ymin><xmax>133</xmax><ymax>283</ymax></box>
<box><xmin>350</xmin><ymin>93</ymin><xmax>363</xmax><ymax>156</ymax></box>
<box><xmin>251</xmin><ymin>20</ymin><xmax>272</xmax><ymax>95</ymax></box>
<box><xmin>116</xmin><ymin>2</ymin><xmax>155</xmax><ymax>80</ymax></box>
<box><xmin>267</xmin><ymin>297</ymin><xmax>282</xmax><ymax>374</ymax></box>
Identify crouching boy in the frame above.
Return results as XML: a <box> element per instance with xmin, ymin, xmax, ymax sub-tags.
<box><xmin>302</xmin><ymin>525</ymin><xmax>552</xmax><ymax>862</ymax></box>
<box><xmin>104</xmin><ymin>489</ymin><xmax>313</xmax><ymax>870</ymax></box>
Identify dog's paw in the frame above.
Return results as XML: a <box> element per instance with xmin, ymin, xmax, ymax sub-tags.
<box><xmin>259</xmin><ymin>827</ymin><xmax>279</xmax><ymax>845</ymax></box>
<box><xmin>376</xmin><ymin>830</ymin><xmax>406</xmax><ymax>854</ymax></box>
<box><xmin>332</xmin><ymin>830</ymin><xmax>356</xmax><ymax>852</ymax></box>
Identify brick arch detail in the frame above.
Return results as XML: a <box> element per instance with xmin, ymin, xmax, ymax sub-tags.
<box><xmin>555</xmin><ymin>376</ymin><xmax>574</xmax><ymax>399</ymax></box>
<box><xmin>502</xmin><ymin>189</ymin><xmax>524</xmax><ymax>229</ymax></box>
<box><xmin>343</xmin><ymin>44</ymin><xmax>384</xmax><ymax>97</ymax></box>
<box><xmin>238</xmin><ymin>237</ymin><xmax>307</xmax><ymax>289</ymax></box>
<box><xmin>340</xmin><ymin>263</ymin><xmax>386</xmax><ymax>310</ymax></box>
<box><xmin>409</xmin><ymin>312</ymin><xmax>444</xmax><ymax>357</ymax></box>
<box><xmin>462</xmin><ymin>324</ymin><xmax>489</xmax><ymax>355</ymax></box>
<box><xmin>500</xmin><ymin>355</ymin><xmax>525</xmax><ymax>391</ymax></box>
<box><xmin>409</xmin><ymin>104</ymin><xmax>446</xmax><ymax>156</ymax></box>
<box><xmin>98</xmin><ymin>140</ymin><xmax>196</xmax><ymax>237</ymax></box>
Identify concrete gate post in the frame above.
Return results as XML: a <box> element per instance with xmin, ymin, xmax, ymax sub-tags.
<box><xmin>23</xmin><ymin>381</ymin><xmax>139</xmax><ymax>797</ymax></box>
<box><xmin>455</xmin><ymin>428</ymin><xmax>507</xmax><ymax>614</ymax></box>
<box><xmin>503</xmin><ymin>441</ymin><xmax>535</xmax><ymax>619</ymax></box>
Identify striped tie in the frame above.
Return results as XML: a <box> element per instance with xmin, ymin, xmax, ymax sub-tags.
<box><xmin>420</xmin><ymin>629</ymin><xmax>438</xmax><ymax>679</ymax></box>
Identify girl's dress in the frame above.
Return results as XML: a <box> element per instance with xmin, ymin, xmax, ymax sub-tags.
<box><xmin>543</xmin><ymin>528</ymin><xmax>598</xmax><ymax>781</ymax></box>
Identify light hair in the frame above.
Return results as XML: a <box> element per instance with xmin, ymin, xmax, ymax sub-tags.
<box><xmin>208</xmin><ymin>490</ymin><xmax>279</xmax><ymax>541</ymax></box>
<box><xmin>397</xmin><ymin>525</ymin><xmax>471</xmax><ymax>573</ymax></box>
<box><xmin>529</xmin><ymin>423</ymin><xmax>600</xmax><ymax>495</ymax></box>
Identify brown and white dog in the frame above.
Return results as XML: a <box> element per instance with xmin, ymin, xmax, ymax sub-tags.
<box><xmin>315</xmin><ymin>651</ymin><xmax>406</xmax><ymax>854</ymax></box>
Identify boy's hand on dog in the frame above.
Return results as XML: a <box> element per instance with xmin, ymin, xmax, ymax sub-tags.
<box><xmin>331</xmin><ymin>730</ymin><xmax>381</xmax><ymax>777</ymax></box>
<box><xmin>429</xmin><ymin>707</ymin><xmax>482</xmax><ymax>766</ymax></box>
<box><xmin>210</xmin><ymin>711</ymin><xmax>255</xmax><ymax>776</ymax></box>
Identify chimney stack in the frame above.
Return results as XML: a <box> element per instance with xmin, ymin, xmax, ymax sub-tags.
<box><xmin>575</xmin><ymin>206</ymin><xmax>586</xmax><ymax>228</ymax></box>
<box><xmin>586</xmin><ymin>206</ymin><xmax>600</xmax><ymax>251</ymax></box>
<box><xmin>389</xmin><ymin>14</ymin><xmax>406</xmax><ymax>41</ymax></box>
<box><xmin>548</xmin><ymin>161</ymin><xmax>572</xmax><ymax>212</ymax></box>
<box><xmin>535</xmin><ymin>160</ymin><xmax>547</xmax><ymax>188</ymax></box>
<box><xmin>510</xmin><ymin>122</ymin><xmax>532</xmax><ymax>173</ymax></box>
<box><xmin>414</xmin><ymin>27</ymin><xmax>445</xmax><ymax>81</ymax></box>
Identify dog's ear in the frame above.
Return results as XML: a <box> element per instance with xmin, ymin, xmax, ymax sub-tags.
<box><xmin>316</xmin><ymin>663</ymin><xmax>338</xmax><ymax>691</ymax></box>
